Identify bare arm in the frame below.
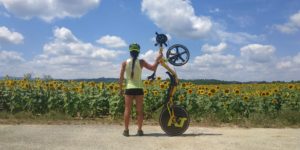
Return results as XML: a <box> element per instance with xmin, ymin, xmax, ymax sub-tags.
<box><xmin>140</xmin><ymin>59</ymin><xmax>159</xmax><ymax>71</ymax></box>
<box><xmin>119</xmin><ymin>61</ymin><xmax>126</xmax><ymax>95</ymax></box>
<box><xmin>140</xmin><ymin>51</ymin><xmax>163</xmax><ymax>71</ymax></box>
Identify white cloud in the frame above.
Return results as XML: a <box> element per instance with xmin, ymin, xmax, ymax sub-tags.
<box><xmin>240</xmin><ymin>44</ymin><xmax>275</xmax><ymax>63</ymax></box>
<box><xmin>176</xmin><ymin>53</ymin><xmax>243</xmax><ymax>80</ymax></box>
<box><xmin>141</xmin><ymin>0</ymin><xmax>263</xmax><ymax>45</ymax></box>
<box><xmin>277</xmin><ymin>52</ymin><xmax>300</xmax><ymax>69</ymax></box>
<box><xmin>194</xmin><ymin>53</ymin><xmax>236</xmax><ymax>68</ymax></box>
<box><xmin>43</xmin><ymin>27</ymin><xmax>122</xmax><ymax>59</ymax></box>
<box><xmin>53</xmin><ymin>27</ymin><xmax>79</xmax><ymax>43</ymax></box>
<box><xmin>0</xmin><ymin>27</ymin><xmax>129</xmax><ymax>79</ymax></box>
<box><xmin>0</xmin><ymin>26</ymin><xmax>24</xmax><ymax>44</ymax></box>
<box><xmin>0</xmin><ymin>50</ymin><xmax>24</xmax><ymax>64</ymax></box>
<box><xmin>97</xmin><ymin>35</ymin><xmax>127</xmax><ymax>48</ymax></box>
<box><xmin>141</xmin><ymin>0</ymin><xmax>212</xmax><ymax>38</ymax></box>
<box><xmin>138</xmin><ymin>45</ymin><xmax>298</xmax><ymax>82</ymax></box>
<box><xmin>216</xmin><ymin>30</ymin><xmax>265</xmax><ymax>45</ymax></box>
<box><xmin>0</xmin><ymin>50</ymin><xmax>27</xmax><ymax>77</ymax></box>
<box><xmin>29</xmin><ymin>27</ymin><xmax>125</xmax><ymax>79</ymax></box>
<box><xmin>293</xmin><ymin>53</ymin><xmax>300</xmax><ymax>64</ymax></box>
<box><xmin>201</xmin><ymin>42</ymin><xmax>227</xmax><ymax>54</ymax></box>
<box><xmin>0</xmin><ymin>0</ymin><xmax>101</xmax><ymax>22</ymax></box>
<box><xmin>276</xmin><ymin>60</ymin><xmax>292</xmax><ymax>69</ymax></box>
<box><xmin>140</xmin><ymin>49</ymin><xmax>157</xmax><ymax>62</ymax></box>
<box><xmin>172</xmin><ymin>43</ymin><xmax>300</xmax><ymax>81</ymax></box>
<box><xmin>273</xmin><ymin>53</ymin><xmax>300</xmax><ymax>81</ymax></box>
<box><xmin>139</xmin><ymin>49</ymin><xmax>166</xmax><ymax>79</ymax></box>
<box><xmin>275</xmin><ymin>23</ymin><xmax>298</xmax><ymax>34</ymax></box>
<box><xmin>275</xmin><ymin>10</ymin><xmax>300</xmax><ymax>34</ymax></box>
<box><xmin>290</xmin><ymin>11</ymin><xmax>300</xmax><ymax>27</ymax></box>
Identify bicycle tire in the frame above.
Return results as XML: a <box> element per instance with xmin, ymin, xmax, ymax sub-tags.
<box><xmin>159</xmin><ymin>105</ymin><xmax>190</xmax><ymax>136</ymax></box>
<box><xmin>166</xmin><ymin>44</ymin><xmax>190</xmax><ymax>66</ymax></box>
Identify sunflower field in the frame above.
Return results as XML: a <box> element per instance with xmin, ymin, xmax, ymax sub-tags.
<box><xmin>0</xmin><ymin>77</ymin><xmax>300</xmax><ymax>125</ymax></box>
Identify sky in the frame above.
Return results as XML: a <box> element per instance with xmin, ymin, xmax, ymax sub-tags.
<box><xmin>0</xmin><ymin>0</ymin><xmax>300</xmax><ymax>81</ymax></box>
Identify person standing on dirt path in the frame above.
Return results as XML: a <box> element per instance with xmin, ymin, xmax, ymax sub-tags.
<box><xmin>119</xmin><ymin>43</ymin><xmax>162</xmax><ymax>137</ymax></box>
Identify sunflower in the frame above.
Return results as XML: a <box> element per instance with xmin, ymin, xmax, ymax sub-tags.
<box><xmin>234</xmin><ymin>89</ymin><xmax>240</xmax><ymax>95</ymax></box>
<box><xmin>152</xmin><ymin>90</ymin><xmax>158</xmax><ymax>96</ymax></box>
<box><xmin>89</xmin><ymin>82</ymin><xmax>96</xmax><ymax>87</ymax></box>
<box><xmin>198</xmin><ymin>86</ymin><xmax>204</xmax><ymax>90</ymax></box>
<box><xmin>114</xmin><ymin>85</ymin><xmax>119</xmax><ymax>91</ymax></box>
<box><xmin>109</xmin><ymin>85</ymin><xmax>114</xmax><ymax>90</ymax></box>
<box><xmin>76</xmin><ymin>87</ymin><xmax>83</xmax><ymax>94</ymax></box>
<box><xmin>6</xmin><ymin>80</ymin><xmax>15</xmax><ymax>87</ymax></box>
<box><xmin>57</xmin><ymin>84</ymin><xmax>62</xmax><ymax>90</ymax></box>
<box><xmin>63</xmin><ymin>87</ymin><xmax>69</xmax><ymax>93</ymax></box>
<box><xmin>207</xmin><ymin>92</ymin><xmax>212</xmax><ymax>97</ymax></box>
<box><xmin>144</xmin><ymin>80</ymin><xmax>150</xmax><ymax>86</ymax></box>
<box><xmin>181</xmin><ymin>83</ymin><xmax>187</xmax><ymax>88</ymax></box>
<box><xmin>224</xmin><ymin>89</ymin><xmax>230</xmax><ymax>94</ymax></box>
<box><xmin>144</xmin><ymin>89</ymin><xmax>148</xmax><ymax>95</ymax></box>
<box><xmin>156</xmin><ymin>76</ymin><xmax>162</xmax><ymax>81</ymax></box>
<box><xmin>179</xmin><ymin>95</ymin><xmax>185</xmax><ymax>102</ymax></box>
<box><xmin>160</xmin><ymin>83</ymin><xmax>166</xmax><ymax>89</ymax></box>
<box><xmin>163</xmin><ymin>81</ymin><xmax>169</xmax><ymax>86</ymax></box>
<box><xmin>210</xmin><ymin>88</ymin><xmax>216</xmax><ymax>94</ymax></box>
<box><xmin>243</xmin><ymin>96</ymin><xmax>249</xmax><ymax>101</ymax></box>
<box><xmin>187</xmin><ymin>89</ymin><xmax>193</xmax><ymax>94</ymax></box>
<box><xmin>288</xmin><ymin>84</ymin><xmax>294</xmax><ymax>89</ymax></box>
<box><xmin>197</xmin><ymin>90</ymin><xmax>205</xmax><ymax>95</ymax></box>
<box><xmin>22</xmin><ymin>83</ymin><xmax>31</xmax><ymax>89</ymax></box>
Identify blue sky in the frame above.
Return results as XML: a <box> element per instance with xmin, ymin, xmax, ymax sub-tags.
<box><xmin>0</xmin><ymin>0</ymin><xmax>300</xmax><ymax>81</ymax></box>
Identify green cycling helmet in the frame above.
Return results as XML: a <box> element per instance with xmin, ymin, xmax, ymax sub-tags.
<box><xmin>129</xmin><ymin>43</ymin><xmax>140</xmax><ymax>52</ymax></box>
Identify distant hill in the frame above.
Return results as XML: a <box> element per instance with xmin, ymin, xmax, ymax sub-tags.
<box><xmin>0</xmin><ymin>76</ymin><xmax>118</xmax><ymax>83</ymax></box>
<box><xmin>182</xmin><ymin>79</ymin><xmax>300</xmax><ymax>85</ymax></box>
<box><xmin>1</xmin><ymin>76</ymin><xmax>299</xmax><ymax>84</ymax></box>
<box><xmin>64</xmin><ymin>77</ymin><xmax>118</xmax><ymax>83</ymax></box>
<box><xmin>181</xmin><ymin>79</ymin><xmax>241</xmax><ymax>85</ymax></box>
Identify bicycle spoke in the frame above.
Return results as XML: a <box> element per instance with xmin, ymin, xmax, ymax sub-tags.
<box><xmin>179</xmin><ymin>55</ymin><xmax>185</xmax><ymax>62</ymax></box>
<box><xmin>169</xmin><ymin>56</ymin><xmax>177</xmax><ymax>63</ymax></box>
<box><xmin>179</xmin><ymin>51</ymin><xmax>187</xmax><ymax>55</ymax></box>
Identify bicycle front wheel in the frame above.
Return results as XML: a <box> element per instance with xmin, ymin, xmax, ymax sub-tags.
<box><xmin>159</xmin><ymin>105</ymin><xmax>190</xmax><ymax>136</ymax></box>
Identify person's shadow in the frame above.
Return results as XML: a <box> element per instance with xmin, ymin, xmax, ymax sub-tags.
<box><xmin>133</xmin><ymin>132</ymin><xmax>222</xmax><ymax>137</ymax></box>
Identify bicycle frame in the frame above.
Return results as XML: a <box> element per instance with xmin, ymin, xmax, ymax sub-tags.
<box><xmin>157</xmin><ymin>46</ymin><xmax>184</xmax><ymax>127</ymax></box>
<box><xmin>149</xmin><ymin>32</ymin><xmax>190</xmax><ymax>133</ymax></box>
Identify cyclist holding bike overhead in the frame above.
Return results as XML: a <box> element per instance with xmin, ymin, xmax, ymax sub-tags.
<box><xmin>119</xmin><ymin>43</ymin><xmax>162</xmax><ymax>137</ymax></box>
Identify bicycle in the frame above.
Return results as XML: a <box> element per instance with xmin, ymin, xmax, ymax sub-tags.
<box><xmin>148</xmin><ymin>32</ymin><xmax>190</xmax><ymax>136</ymax></box>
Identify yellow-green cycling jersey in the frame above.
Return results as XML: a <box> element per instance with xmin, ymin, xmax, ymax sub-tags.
<box><xmin>125</xmin><ymin>58</ymin><xmax>143</xmax><ymax>89</ymax></box>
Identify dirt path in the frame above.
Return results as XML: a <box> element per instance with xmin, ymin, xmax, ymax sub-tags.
<box><xmin>0</xmin><ymin>124</ymin><xmax>299</xmax><ymax>150</ymax></box>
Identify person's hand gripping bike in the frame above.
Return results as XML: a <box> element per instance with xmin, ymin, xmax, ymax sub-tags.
<box><xmin>148</xmin><ymin>32</ymin><xmax>190</xmax><ymax>136</ymax></box>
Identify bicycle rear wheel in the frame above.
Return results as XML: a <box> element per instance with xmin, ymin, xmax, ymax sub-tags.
<box><xmin>159</xmin><ymin>105</ymin><xmax>190</xmax><ymax>136</ymax></box>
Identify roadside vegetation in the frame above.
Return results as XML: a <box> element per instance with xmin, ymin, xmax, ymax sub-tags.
<box><xmin>1</xmin><ymin>77</ymin><xmax>299</xmax><ymax>127</ymax></box>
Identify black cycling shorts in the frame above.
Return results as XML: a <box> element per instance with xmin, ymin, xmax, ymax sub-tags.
<box><xmin>125</xmin><ymin>88</ymin><xmax>144</xmax><ymax>96</ymax></box>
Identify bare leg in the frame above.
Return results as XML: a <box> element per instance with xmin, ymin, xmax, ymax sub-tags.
<box><xmin>135</xmin><ymin>95</ymin><xmax>144</xmax><ymax>130</ymax></box>
<box><xmin>124</xmin><ymin>95</ymin><xmax>133</xmax><ymax>130</ymax></box>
